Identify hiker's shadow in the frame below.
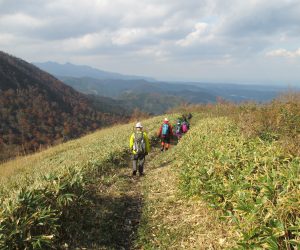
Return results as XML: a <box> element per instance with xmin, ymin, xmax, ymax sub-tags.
<box><xmin>95</xmin><ymin>194</ymin><xmax>142</xmax><ymax>250</ymax></box>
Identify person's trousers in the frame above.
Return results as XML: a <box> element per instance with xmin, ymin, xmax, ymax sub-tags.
<box><xmin>132</xmin><ymin>154</ymin><xmax>145</xmax><ymax>174</ymax></box>
<box><xmin>161</xmin><ymin>137</ymin><xmax>171</xmax><ymax>150</ymax></box>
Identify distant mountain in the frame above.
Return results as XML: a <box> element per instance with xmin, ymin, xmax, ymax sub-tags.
<box><xmin>0</xmin><ymin>51</ymin><xmax>129</xmax><ymax>162</ymax></box>
<box><xmin>58</xmin><ymin>76</ymin><xmax>217</xmax><ymax>103</ymax></box>
<box><xmin>180</xmin><ymin>82</ymin><xmax>291</xmax><ymax>103</ymax></box>
<box><xmin>57</xmin><ymin>77</ymin><xmax>185</xmax><ymax>114</ymax></box>
<box><xmin>35</xmin><ymin>61</ymin><xmax>292</xmax><ymax>111</ymax></box>
<box><xmin>34</xmin><ymin>61</ymin><xmax>156</xmax><ymax>81</ymax></box>
<box><xmin>118</xmin><ymin>92</ymin><xmax>184</xmax><ymax>115</ymax></box>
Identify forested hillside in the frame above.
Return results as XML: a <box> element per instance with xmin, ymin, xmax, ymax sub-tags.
<box><xmin>0</xmin><ymin>51</ymin><xmax>129</xmax><ymax>162</ymax></box>
<box><xmin>58</xmin><ymin>76</ymin><xmax>198</xmax><ymax>114</ymax></box>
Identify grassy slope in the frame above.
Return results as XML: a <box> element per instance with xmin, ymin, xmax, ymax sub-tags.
<box><xmin>0</xmin><ymin>116</ymin><xmax>172</xmax><ymax>196</ymax></box>
<box><xmin>66</xmin><ymin>117</ymin><xmax>236</xmax><ymax>249</ymax></box>
<box><xmin>176</xmin><ymin>117</ymin><xmax>300</xmax><ymax>249</ymax></box>
<box><xmin>136</xmin><ymin>145</ymin><xmax>236</xmax><ymax>249</ymax></box>
<box><xmin>1</xmin><ymin>113</ymin><xmax>299</xmax><ymax>249</ymax></box>
<box><xmin>0</xmin><ymin>115</ymin><xmax>178</xmax><ymax>248</ymax></box>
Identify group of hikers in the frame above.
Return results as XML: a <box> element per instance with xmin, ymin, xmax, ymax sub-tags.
<box><xmin>129</xmin><ymin>113</ymin><xmax>192</xmax><ymax>176</ymax></box>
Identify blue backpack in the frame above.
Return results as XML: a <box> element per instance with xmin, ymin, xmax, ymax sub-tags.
<box><xmin>162</xmin><ymin>123</ymin><xmax>169</xmax><ymax>136</ymax></box>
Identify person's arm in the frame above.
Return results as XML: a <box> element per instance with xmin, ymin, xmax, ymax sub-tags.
<box><xmin>129</xmin><ymin>133</ymin><xmax>134</xmax><ymax>151</ymax></box>
<box><xmin>169</xmin><ymin>124</ymin><xmax>174</xmax><ymax>136</ymax></box>
<box><xmin>157</xmin><ymin>125</ymin><xmax>162</xmax><ymax>137</ymax></box>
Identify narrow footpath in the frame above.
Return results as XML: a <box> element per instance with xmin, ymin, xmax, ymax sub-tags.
<box><xmin>136</xmin><ymin>145</ymin><xmax>235</xmax><ymax>249</ymax></box>
<box><xmin>69</xmin><ymin>141</ymin><xmax>234</xmax><ymax>249</ymax></box>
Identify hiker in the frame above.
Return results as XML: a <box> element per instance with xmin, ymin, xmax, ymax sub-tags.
<box><xmin>129</xmin><ymin>122</ymin><xmax>150</xmax><ymax>176</ymax></box>
<box><xmin>181</xmin><ymin>114</ymin><xmax>190</xmax><ymax>133</ymax></box>
<box><xmin>158</xmin><ymin>118</ymin><xmax>173</xmax><ymax>151</ymax></box>
<box><xmin>174</xmin><ymin>119</ymin><xmax>183</xmax><ymax>140</ymax></box>
<box><xmin>181</xmin><ymin>119</ymin><xmax>189</xmax><ymax>134</ymax></box>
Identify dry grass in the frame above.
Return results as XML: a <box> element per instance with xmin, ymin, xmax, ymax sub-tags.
<box><xmin>170</xmin><ymin>92</ymin><xmax>300</xmax><ymax>156</ymax></box>
<box><xmin>0</xmin><ymin>114</ymin><xmax>182</xmax><ymax>248</ymax></box>
<box><xmin>176</xmin><ymin>117</ymin><xmax>300</xmax><ymax>248</ymax></box>
<box><xmin>0</xmin><ymin>115</ymin><xmax>175</xmax><ymax>193</ymax></box>
<box><xmin>137</xmin><ymin>146</ymin><xmax>237</xmax><ymax>249</ymax></box>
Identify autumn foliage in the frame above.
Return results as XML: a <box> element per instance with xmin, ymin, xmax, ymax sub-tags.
<box><xmin>0</xmin><ymin>51</ymin><xmax>127</xmax><ymax>162</ymax></box>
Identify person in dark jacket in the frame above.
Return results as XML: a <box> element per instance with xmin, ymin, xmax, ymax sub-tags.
<box><xmin>174</xmin><ymin>119</ymin><xmax>183</xmax><ymax>140</ymax></box>
<box><xmin>157</xmin><ymin>118</ymin><xmax>173</xmax><ymax>151</ymax></box>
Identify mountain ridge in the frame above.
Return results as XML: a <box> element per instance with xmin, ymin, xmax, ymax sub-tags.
<box><xmin>34</xmin><ymin>61</ymin><xmax>156</xmax><ymax>82</ymax></box>
<box><xmin>35</xmin><ymin>61</ymin><xmax>292</xmax><ymax>103</ymax></box>
<box><xmin>0</xmin><ymin>51</ymin><xmax>129</xmax><ymax>162</ymax></box>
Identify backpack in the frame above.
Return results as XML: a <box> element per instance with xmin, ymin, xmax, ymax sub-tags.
<box><xmin>133</xmin><ymin>131</ymin><xmax>146</xmax><ymax>154</ymax></box>
<box><xmin>162</xmin><ymin>123</ymin><xmax>169</xmax><ymax>137</ymax></box>
<box><xmin>176</xmin><ymin>123</ymin><xmax>181</xmax><ymax>134</ymax></box>
<box><xmin>182</xmin><ymin>122</ymin><xmax>188</xmax><ymax>133</ymax></box>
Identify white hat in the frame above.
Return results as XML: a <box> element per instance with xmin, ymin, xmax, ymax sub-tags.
<box><xmin>164</xmin><ymin>117</ymin><xmax>168</xmax><ymax>122</ymax></box>
<box><xmin>135</xmin><ymin>122</ymin><xmax>143</xmax><ymax>128</ymax></box>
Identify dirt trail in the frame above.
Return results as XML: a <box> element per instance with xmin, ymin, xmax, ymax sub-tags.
<box><xmin>137</xmin><ymin>149</ymin><xmax>235</xmax><ymax>249</ymax></box>
<box><xmin>68</xmin><ymin>139</ymin><xmax>234</xmax><ymax>249</ymax></box>
<box><xmin>68</xmin><ymin>143</ymin><xmax>162</xmax><ymax>249</ymax></box>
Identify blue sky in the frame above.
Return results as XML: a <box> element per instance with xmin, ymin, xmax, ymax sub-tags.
<box><xmin>0</xmin><ymin>0</ymin><xmax>300</xmax><ymax>85</ymax></box>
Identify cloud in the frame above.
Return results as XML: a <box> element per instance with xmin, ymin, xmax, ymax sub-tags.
<box><xmin>267</xmin><ymin>48</ymin><xmax>300</xmax><ymax>58</ymax></box>
<box><xmin>136</xmin><ymin>46</ymin><xmax>170</xmax><ymax>61</ymax></box>
<box><xmin>111</xmin><ymin>28</ymin><xmax>147</xmax><ymax>46</ymax></box>
<box><xmin>219</xmin><ymin>1</ymin><xmax>300</xmax><ymax>38</ymax></box>
<box><xmin>176</xmin><ymin>23</ymin><xmax>210</xmax><ymax>47</ymax></box>
<box><xmin>0</xmin><ymin>13</ymin><xmax>46</xmax><ymax>35</ymax></box>
<box><xmin>0</xmin><ymin>0</ymin><xmax>300</xmax><ymax>83</ymax></box>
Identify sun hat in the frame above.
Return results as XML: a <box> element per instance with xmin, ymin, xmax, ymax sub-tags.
<box><xmin>164</xmin><ymin>117</ymin><xmax>168</xmax><ymax>122</ymax></box>
<box><xmin>135</xmin><ymin>122</ymin><xmax>143</xmax><ymax>128</ymax></box>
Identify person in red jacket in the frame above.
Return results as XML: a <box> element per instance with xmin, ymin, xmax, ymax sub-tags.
<box><xmin>157</xmin><ymin>118</ymin><xmax>173</xmax><ymax>151</ymax></box>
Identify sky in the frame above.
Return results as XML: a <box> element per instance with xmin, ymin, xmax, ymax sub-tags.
<box><xmin>1</xmin><ymin>0</ymin><xmax>300</xmax><ymax>85</ymax></box>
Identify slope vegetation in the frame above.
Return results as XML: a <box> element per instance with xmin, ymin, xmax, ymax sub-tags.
<box><xmin>177</xmin><ymin>117</ymin><xmax>300</xmax><ymax>249</ymax></box>
<box><xmin>0</xmin><ymin>51</ymin><xmax>128</xmax><ymax>162</ymax></box>
<box><xmin>0</xmin><ymin>113</ymin><xmax>299</xmax><ymax>249</ymax></box>
<box><xmin>0</xmin><ymin>115</ymin><xmax>174</xmax><ymax>248</ymax></box>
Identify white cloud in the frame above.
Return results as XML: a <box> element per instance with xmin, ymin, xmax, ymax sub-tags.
<box><xmin>0</xmin><ymin>33</ymin><xmax>16</xmax><ymax>46</ymax></box>
<box><xmin>0</xmin><ymin>0</ymin><xmax>300</xmax><ymax>83</ymax></box>
<box><xmin>176</xmin><ymin>22</ymin><xmax>210</xmax><ymax>47</ymax></box>
<box><xmin>111</xmin><ymin>28</ymin><xmax>147</xmax><ymax>46</ymax></box>
<box><xmin>120</xmin><ymin>3</ymin><xmax>169</xmax><ymax>27</ymax></box>
<box><xmin>61</xmin><ymin>33</ymin><xmax>111</xmax><ymax>51</ymax></box>
<box><xmin>0</xmin><ymin>13</ymin><xmax>46</xmax><ymax>33</ymax></box>
<box><xmin>266</xmin><ymin>48</ymin><xmax>300</xmax><ymax>58</ymax></box>
<box><xmin>136</xmin><ymin>45</ymin><xmax>171</xmax><ymax>61</ymax></box>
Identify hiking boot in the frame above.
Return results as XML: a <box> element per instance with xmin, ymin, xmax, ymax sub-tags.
<box><xmin>160</xmin><ymin>147</ymin><xmax>164</xmax><ymax>152</ymax></box>
<box><xmin>132</xmin><ymin>171</ymin><xmax>137</xmax><ymax>176</ymax></box>
<box><xmin>139</xmin><ymin>172</ymin><xmax>144</xmax><ymax>177</ymax></box>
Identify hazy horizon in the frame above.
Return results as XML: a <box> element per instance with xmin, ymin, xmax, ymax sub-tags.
<box><xmin>1</xmin><ymin>0</ymin><xmax>300</xmax><ymax>85</ymax></box>
<box><xmin>33</xmin><ymin>60</ymin><xmax>299</xmax><ymax>88</ymax></box>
